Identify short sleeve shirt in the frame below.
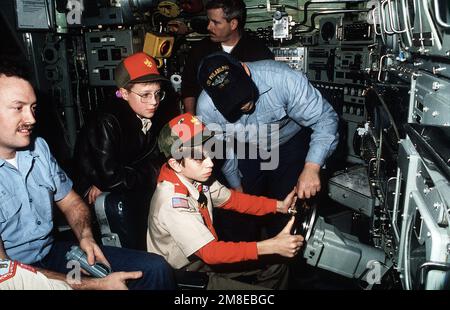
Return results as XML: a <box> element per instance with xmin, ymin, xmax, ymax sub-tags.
<box><xmin>0</xmin><ymin>138</ymin><xmax>72</xmax><ymax>263</ymax></box>
<box><xmin>147</xmin><ymin>173</ymin><xmax>231</xmax><ymax>269</ymax></box>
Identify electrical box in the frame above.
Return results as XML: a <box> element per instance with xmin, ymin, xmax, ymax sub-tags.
<box><xmin>143</xmin><ymin>33</ymin><xmax>174</xmax><ymax>58</ymax></box>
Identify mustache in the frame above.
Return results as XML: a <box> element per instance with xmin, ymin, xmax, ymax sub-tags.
<box><xmin>18</xmin><ymin>123</ymin><xmax>34</xmax><ymax>131</ymax></box>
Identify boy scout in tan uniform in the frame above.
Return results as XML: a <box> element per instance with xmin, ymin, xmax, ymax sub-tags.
<box><xmin>0</xmin><ymin>260</ymin><xmax>71</xmax><ymax>290</ymax></box>
<box><xmin>147</xmin><ymin>113</ymin><xmax>304</xmax><ymax>289</ymax></box>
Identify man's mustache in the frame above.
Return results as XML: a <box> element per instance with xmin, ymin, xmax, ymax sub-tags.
<box><xmin>18</xmin><ymin>123</ymin><xmax>34</xmax><ymax>131</ymax></box>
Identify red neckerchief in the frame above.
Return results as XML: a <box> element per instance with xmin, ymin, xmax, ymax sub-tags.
<box><xmin>158</xmin><ymin>164</ymin><xmax>218</xmax><ymax>239</ymax></box>
<box><xmin>158</xmin><ymin>163</ymin><xmax>188</xmax><ymax>195</ymax></box>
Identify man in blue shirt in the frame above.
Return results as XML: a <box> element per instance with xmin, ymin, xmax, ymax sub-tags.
<box><xmin>197</xmin><ymin>52</ymin><xmax>339</xmax><ymax>236</ymax></box>
<box><xmin>0</xmin><ymin>59</ymin><xmax>175</xmax><ymax>289</ymax></box>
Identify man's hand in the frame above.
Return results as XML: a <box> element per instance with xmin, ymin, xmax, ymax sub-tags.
<box><xmin>68</xmin><ymin>271</ymin><xmax>143</xmax><ymax>290</ymax></box>
<box><xmin>79</xmin><ymin>237</ymin><xmax>110</xmax><ymax>267</ymax></box>
<box><xmin>276</xmin><ymin>187</ymin><xmax>297</xmax><ymax>214</ymax></box>
<box><xmin>257</xmin><ymin>217</ymin><xmax>304</xmax><ymax>257</ymax></box>
<box><xmin>296</xmin><ymin>162</ymin><xmax>321</xmax><ymax>199</ymax></box>
<box><xmin>93</xmin><ymin>271</ymin><xmax>143</xmax><ymax>290</ymax></box>
<box><xmin>87</xmin><ymin>185</ymin><xmax>103</xmax><ymax>205</ymax></box>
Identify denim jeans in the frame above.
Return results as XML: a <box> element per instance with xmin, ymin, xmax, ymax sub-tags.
<box><xmin>32</xmin><ymin>241</ymin><xmax>176</xmax><ymax>290</ymax></box>
<box><xmin>240</xmin><ymin>129</ymin><xmax>311</xmax><ymax>237</ymax></box>
<box><xmin>214</xmin><ymin>129</ymin><xmax>311</xmax><ymax>241</ymax></box>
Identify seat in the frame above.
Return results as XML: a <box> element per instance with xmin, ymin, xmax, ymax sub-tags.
<box><xmin>94</xmin><ymin>192</ymin><xmax>122</xmax><ymax>248</ymax></box>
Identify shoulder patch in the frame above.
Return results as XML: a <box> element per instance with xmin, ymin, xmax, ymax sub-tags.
<box><xmin>172</xmin><ymin>197</ymin><xmax>189</xmax><ymax>209</ymax></box>
<box><xmin>0</xmin><ymin>260</ymin><xmax>17</xmax><ymax>284</ymax></box>
<box><xmin>57</xmin><ymin>171</ymin><xmax>67</xmax><ymax>183</ymax></box>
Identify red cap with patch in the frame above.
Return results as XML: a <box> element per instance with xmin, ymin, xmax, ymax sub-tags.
<box><xmin>158</xmin><ymin>113</ymin><xmax>215</xmax><ymax>158</ymax></box>
<box><xmin>115</xmin><ymin>52</ymin><xmax>168</xmax><ymax>88</ymax></box>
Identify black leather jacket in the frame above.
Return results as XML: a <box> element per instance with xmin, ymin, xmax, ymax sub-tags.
<box><xmin>73</xmin><ymin>100</ymin><xmax>164</xmax><ymax>196</ymax></box>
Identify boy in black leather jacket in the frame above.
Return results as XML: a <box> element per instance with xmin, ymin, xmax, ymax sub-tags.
<box><xmin>73</xmin><ymin>52</ymin><xmax>169</xmax><ymax>250</ymax></box>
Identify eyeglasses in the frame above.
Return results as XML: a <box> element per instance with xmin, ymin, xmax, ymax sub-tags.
<box><xmin>128</xmin><ymin>89</ymin><xmax>166</xmax><ymax>102</ymax></box>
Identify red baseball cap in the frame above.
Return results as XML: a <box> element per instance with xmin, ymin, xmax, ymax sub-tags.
<box><xmin>115</xmin><ymin>52</ymin><xmax>168</xmax><ymax>88</ymax></box>
<box><xmin>158</xmin><ymin>113</ymin><xmax>215</xmax><ymax>158</ymax></box>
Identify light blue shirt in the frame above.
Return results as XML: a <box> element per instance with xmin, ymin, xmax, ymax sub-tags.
<box><xmin>197</xmin><ymin>60</ymin><xmax>339</xmax><ymax>188</ymax></box>
<box><xmin>0</xmin><ymin>137</ymin><xmax>72</xmax><ymax>264</ymax></box>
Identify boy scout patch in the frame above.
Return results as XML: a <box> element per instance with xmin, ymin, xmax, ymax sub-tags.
<box><xmin>172</xmin><ymin>197</ymin><xmax>189</xmax><ymax>209</ymax></box>
<box><xmin>0</xmin><ymin>260</ymin><xmax>17</xmax><ymax>284</ymax></box>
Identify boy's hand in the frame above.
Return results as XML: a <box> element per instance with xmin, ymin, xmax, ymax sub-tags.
<box><xmin>257</xmin><ymin>217</ymin><xmax>304</xmax><ymax>257</ymax></box>
<box><xmin>276</xmin><ymin>187</ymin><xmax>297</xmax><ymax>214</ymax></box>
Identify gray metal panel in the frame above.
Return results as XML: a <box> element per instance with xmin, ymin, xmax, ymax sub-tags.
<box><xmin>304</xmin><ymin>217</ymin><xmax>388</xmax><ymax>280</ymax></box>
<box><xmin>328</xmin><ymin>166</ymin><xmax>375</xmax><ymax>217</ymax></box>
<box><xmin>82</xmin><ymin>7</ymin><xmax>125</xmax><ymax>27</ymax></box>
<box><xmin>85</xmin><ymin>29</ymin><xmax>143</xmax><ymax>86</ymax></box>
<box><xmin>307</xmin><ymin>46</ymin><xmax>335</xmax><ymax>82</ymax></box>
<box><xmin>334</xmin><ymin>46</ymin><xmax>370</xmax><ymax>85</ymax></box>
<box><xmin>397</xmin><ymin>138</ymin><xmax>450</xmax><ymax>289</ymax></box>
<box><xmin>15</xmin><ymin>0</ymin><xmax>53</xmax><ymax>30</ymax></box>
<box><xmin>411</xmin><ymin>71</ymin><xmax>450</xmax><ymax>126</ymax></box>
<box><xmin>270</xmin><ymin>46</ymin><xmax>307</xmax><ymax>73</ymax></box>
<box><xmin>407</xmin><ymin>0</ymin><xmax>450</xmax><ymax>57</ymax></box>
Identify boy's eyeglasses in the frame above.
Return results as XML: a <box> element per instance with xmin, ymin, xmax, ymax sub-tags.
<box><xmin>128</xmin><ymin>89</ymin><xmax>166</xmax><ymax>102</ymax></box>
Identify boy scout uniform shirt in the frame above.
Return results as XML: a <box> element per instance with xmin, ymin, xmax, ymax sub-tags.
<box><xmin>147</xmin><ymin>168</ymin><xmax>231</xmax><ymax>269</ymax></box>
<box><xmin>0</xmin><ymin>259</ymin><xmax>71</xmax><ymax>290</ymax></box>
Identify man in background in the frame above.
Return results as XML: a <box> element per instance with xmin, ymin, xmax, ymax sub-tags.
<box><xmin>181</xmin><ymin>0</ymin><xmax>273</xmax><ymax>114</ymax></box>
